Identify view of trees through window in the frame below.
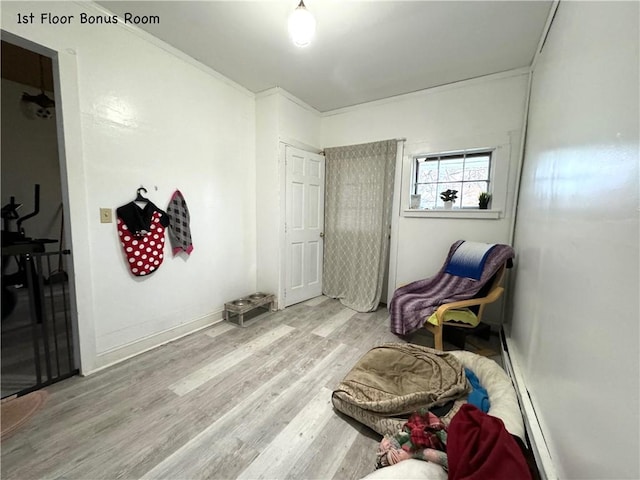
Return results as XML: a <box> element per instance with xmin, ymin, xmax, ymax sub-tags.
<box><xmin>413</xmin><ymin>151</ymin><xmax>492</xmax><ymax>209</ymax></box>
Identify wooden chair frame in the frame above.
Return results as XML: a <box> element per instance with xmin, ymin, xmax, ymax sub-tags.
<box><xmin>424</xmin><ymin>264</ymin><xmax>508</xmax><ymax>351</ymax></box>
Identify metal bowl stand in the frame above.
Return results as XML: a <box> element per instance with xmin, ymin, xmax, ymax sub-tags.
<box><xmin>223</xmin><ymin>293</ymin><xmax>276</xmax><ymax>327</ymax></box>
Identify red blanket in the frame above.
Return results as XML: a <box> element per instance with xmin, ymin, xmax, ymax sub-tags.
<box><xmin>448</xmin><ymin>404</ymin><xmax>531</xmax><ymax>480</ymax></box>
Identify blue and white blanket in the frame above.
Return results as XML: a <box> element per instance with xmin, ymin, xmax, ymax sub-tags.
<box><xmin>445</xmin><ymin>241</ymin><xmax>496</xmax><ymax>280</ymax></box>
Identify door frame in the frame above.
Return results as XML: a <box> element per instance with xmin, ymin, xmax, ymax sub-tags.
<box><xmin>276</xmin><ymin>139</ymin><xmax>403</xmax><ymax>309</ymax></box>
<box><xmin>277</xmin><ymin>139</ymin><xmax>324</xmax><ymax>309</ymax></box>
<box><xmin>386</xmin><ymin>142</ymin><xmax>404</xmax><ymax>303</ymax></box>
<box><xmin>1</xmin><ymin>30</ymin><xmax>93</xmax><ymax>374</ymax></box>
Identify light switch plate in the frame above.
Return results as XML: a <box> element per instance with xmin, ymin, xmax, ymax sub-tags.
<box><xmin>100</xmin><ymin>208</ymin><xmax>113</xmax><ymax>223</ymax></box>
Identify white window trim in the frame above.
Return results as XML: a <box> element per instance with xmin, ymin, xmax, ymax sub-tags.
<box><xmin>403</xmin><ymin>208</ymin><xmax>502</xmax><ymax>219</ymax></box>
<box><xmin>411</xmin><ymin>148</ymin><xmax>494</xmax><ymax>210</ymax></box>
<box><xmin>401</xmin><ymin>135</ymin><xmax>511</xmax><ymax>219</ymax></box>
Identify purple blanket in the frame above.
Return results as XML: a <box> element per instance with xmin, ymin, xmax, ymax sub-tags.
<box><xmin>390</xmin><ymin>240</ymin><xmax>515</xmax><ymax>335</ymax></box>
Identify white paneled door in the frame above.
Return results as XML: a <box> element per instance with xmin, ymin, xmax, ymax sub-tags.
<box><xmin>285</xmin><ymin>146</ymin><xmax>325</xmax><ymax>307</ymax></box>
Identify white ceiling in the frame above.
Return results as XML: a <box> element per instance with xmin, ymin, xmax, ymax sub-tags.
<box><xmin>97</xmin><ymin>1</ymin><xmax>552</xmax><ymax>112</ymax></box>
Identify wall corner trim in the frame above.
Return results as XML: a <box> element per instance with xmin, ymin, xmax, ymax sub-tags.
<box><xmin>531</xmin><ymin>1</ymin><xmax>561</xmax><ymax>71</ymax></box>
<box><xmin>256</xmin><ymin>87</ymin><xmax>321</xmax><ymax>115</ymax></box>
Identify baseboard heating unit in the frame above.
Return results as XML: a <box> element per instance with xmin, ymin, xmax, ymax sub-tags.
<box><xmin>500</xmin><ymin>329</ymin><xmax>559</xmax><ymax>480</ymax></box>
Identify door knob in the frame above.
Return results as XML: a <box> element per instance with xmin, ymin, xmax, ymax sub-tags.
<box><xmin>319</xmin><ymin>232</ymin><xmax>324</xmax><ymax>238</ymax></box>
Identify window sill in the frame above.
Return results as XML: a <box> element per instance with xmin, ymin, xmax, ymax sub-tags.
<box><xmin>403</xmin><ymin>209</ymin><xmax>502</xmax><ymax>219</ymax></box>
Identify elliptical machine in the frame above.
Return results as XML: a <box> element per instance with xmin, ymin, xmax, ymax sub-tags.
<box><xmin>1</xmin><ymin>185</ymin><xmax>57</xmax><ymax>320</ymax></box>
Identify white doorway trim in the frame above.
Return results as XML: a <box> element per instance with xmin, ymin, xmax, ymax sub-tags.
<box><xmin>278</xmin><ymin>142</ymin><xmax>325</xmax><ymax>308</ymax></box>
<box><xmin>1</xmin><ymin>30</ymin><xmax>95</xmax><ymax>374</ymax></box>
<box><xmin>386</xmin><ymin>140</ymin><xmax>405</xmax><ymax>304</ymax></box>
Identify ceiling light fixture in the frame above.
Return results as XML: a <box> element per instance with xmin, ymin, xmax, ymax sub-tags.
<box><xmin>21</xmin><ymin>55</ymin><xmax>55</xmax><ymax>120</ymax></box>
<box><xmin>288</xmin><ymin>0</ymin><xmax>316</xmax><ymax>48</ymax></box>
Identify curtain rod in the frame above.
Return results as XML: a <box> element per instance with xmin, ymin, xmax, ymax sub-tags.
<box><xmin>319</xmin><ymin>138</ymin><xmax>406</xmax><ymax>155</ymax></box>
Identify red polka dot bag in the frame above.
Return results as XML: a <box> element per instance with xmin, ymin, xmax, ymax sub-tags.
<box><xmin>116</xmin><ymin>201</ymin><xmax>170</xmax><ymax>277</ymax></box>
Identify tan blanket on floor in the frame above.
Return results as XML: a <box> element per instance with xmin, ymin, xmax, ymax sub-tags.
<box><xmin>332</xmin><ymin>343</ymin><xmax>469</xmax><ymax>417</ymax></box>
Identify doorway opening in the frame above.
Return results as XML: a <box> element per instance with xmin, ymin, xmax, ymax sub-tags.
<box><xmin>1</xmin><ymin>39</ymin><xmax>78</xmax><ymax>398</ymax></box>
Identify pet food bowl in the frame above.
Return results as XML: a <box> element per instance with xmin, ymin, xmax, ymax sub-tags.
<box><xmin>232</xmin><ymin>298</ymin><xmax>253</xmax><ymax>306</ymax></box>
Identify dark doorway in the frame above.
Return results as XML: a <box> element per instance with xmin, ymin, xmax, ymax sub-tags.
<box><xmin>1</xmin><ymin>40</ymin><xmax>78</xmax><ymax>398</ymax></box>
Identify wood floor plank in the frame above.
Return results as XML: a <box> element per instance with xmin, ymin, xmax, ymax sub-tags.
<box><xmin>286</xmin><ymin>413</ymin><xmax>361</xmax><ymax>480</ymax></box>
<box><xmin>303</xmin><ymin>295</ymin><xmax>330</xmax><ymax>307</ymax></box>
<box><xmin>179</xmin><ymin>436</ymin><xmax>259</xmax><ymax>480</ymax></box>
<box><xmin>331</xmin><ymin>422</ymin><xmax>381</xmax><ymax>480</ymax></box>
<box><xmin>204</xmin><ymin>320</ymin><xmax>238</xmax><ymax>339</ymax></box>
<box><xmin>48</xmin><ymin>393</ymin><xmax>213</xmax><ymax>480</ymax></box>
<box><xmin>39</xmin><ymin>328</ymin><xmax>238</xmax><ymax>411</ymax></box>
<box><xmin>231</xmin><ymin>343</ymin><xmax>351</xmax><ymax>450</ymax></box>
<box><xmin>280</xmin><ymin>300</ymin><xmax>344</xmax><ymax>334</ymax></box>
<box><xmin>236</xmin><ymin>387</ymin><xmax>335</xmax><ymax>480</ymax></box>
<box><xmin>17</xmin><ymin>335</ymin><xmax>234</xmax><ymax>446</ymax></box>
<box><xmin>311</xmin><ymin>307</ymin><xmax>357</xmax><ymax>338</ymax></box>
<box><xmin>0</xmin><ymin>299</ymin><xmax>504</xmax><ymax>480</ymax></box>
<box><xmin>182</xmin><ymin>328</ymin><xmax>328</xmax><ymax>409</ymax></box>
<box><xmin>168</xmin><ymin>324</ymin><xmax>295</xmax><ymax>396</ymax></box>
<box><xmin>1</xmin><ymin>388</ymin><xmax>209</xmax><ymax>480</ymax></box>
<box><xmin>140</xmin><ymin>369</ymin><xmax>292</xmax><ymax>479</ymax></box>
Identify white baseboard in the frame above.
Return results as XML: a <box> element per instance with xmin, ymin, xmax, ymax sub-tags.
<box><xmin>501</xmin><ymin>332</ymin><xmax>558</xmax><ymax>480</ymax></box>
<box><xmin>90</xmin><ymin>310</ymin><xmax>225</xmax><ymax>375</ymax></box>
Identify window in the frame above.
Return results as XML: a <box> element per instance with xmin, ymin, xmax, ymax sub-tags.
<box><xmin>412</xmin><ymin>149</ymin><xmax>492</xmax><ymax>209</ymax></box>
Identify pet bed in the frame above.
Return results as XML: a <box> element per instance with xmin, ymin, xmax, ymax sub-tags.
<box><xmin>331</xmin><ymin>344</ymin><xmax>470</xmax><ymax>436</ymax></box>
<box><xmin>331</xmin><ymin>344</ymin><xmax>524</xmax><ymax>479</ymax></box>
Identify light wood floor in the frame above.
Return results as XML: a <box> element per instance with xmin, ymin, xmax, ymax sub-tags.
<box><xmin>1</xmin><ymin>296</ymin><xmax>501</xmax><ymax>480</ymax></box>
<box><xmin>2</xmin><ymin>284</ymin><xmax>75</xmax><ymax>398</ymax></box>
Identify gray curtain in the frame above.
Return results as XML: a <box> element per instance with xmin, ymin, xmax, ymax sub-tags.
<box><xmin>322</xmin><ymin>140</ymin><xmax>397</xmax><ymax>312</ymax></box>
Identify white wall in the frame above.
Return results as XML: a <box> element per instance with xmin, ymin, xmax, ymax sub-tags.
<box><xmin>255</xmin><ymin>88</ymin><xmax>321</xmax><ymax>305</ymax></box>
<box><xmin>509</xmin><ymin>2</ymin><xmax>639</xmax><ymax>478</ymax></box>
<box><xmin>1</xmin><ymin>79</ymin><xmax>63</xmax><ymax>244</ymax></box>
<box><xmin>255</xmin><ymin>92</ymin><xmax>280</xmax><ymax>299</ymax></box>
<box><xmin>277</xmin><ymin>90</ymin><xmax>322</xmax><ymax>151</ymax></box>
<box><xmin>321</xmin><ymin>71</ymin><xmax>528</xmax><ymax>323</ymax></box>
<box><xmin>2</xmin><ymin>2</ymin><xmax>256</xmax><ymax>372</ymax></box>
